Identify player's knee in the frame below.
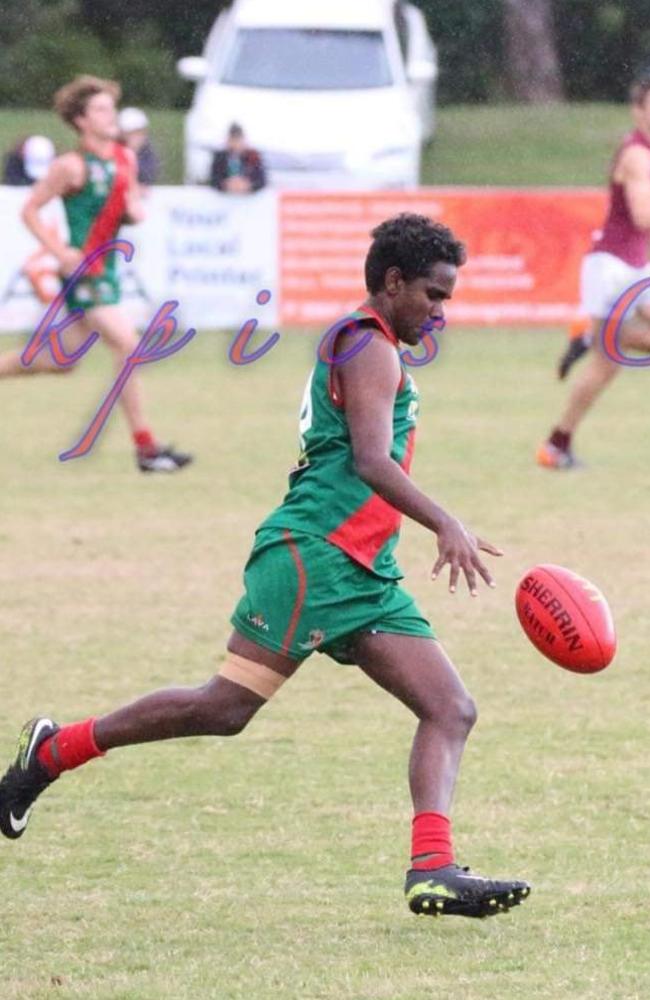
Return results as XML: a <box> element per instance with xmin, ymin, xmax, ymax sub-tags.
<box><xmin>109</xmin><ymin>334</ymin><xmax>139</xmax><ymax>358</ymax></box>
<box><xmin>211</xmin><ymin>702</ymin><xmax>255</xmax><ymax>737</ymax></box>
<box><xmin>426</xmin><ymin>689</ymin><xmax>477</xmax><ymax>736</ymax></box>
<box><xmin>456</xmin><ymin>691</ymin><xmax>478</xmax><ymax>734</ymax></box>
<box><xmin>193</xmin><ymin>679</ymin><xmax>259</xmax><ymax>737</ymax></box>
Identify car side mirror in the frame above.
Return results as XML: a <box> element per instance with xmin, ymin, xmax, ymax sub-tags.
<box><xmin>407</xmin><ymin>59</ymin><xmax>437</xmax><ymax>84</ymax></box>
<box><xmin>177</xmin><ymin>56</ymin><xmax>209</xmax><ymax>82</ymax></box>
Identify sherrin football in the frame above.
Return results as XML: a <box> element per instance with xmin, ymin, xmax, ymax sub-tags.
<box><xmin>515</xmin><ymin>564</ymin><xmax>616</xmax><ymax>673</ymax></box>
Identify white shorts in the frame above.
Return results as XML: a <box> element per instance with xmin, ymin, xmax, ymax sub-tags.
<box><xmin>581</xmin><ymin>252</ymin><xmax>650</xmax><ymax>318</ymax></box>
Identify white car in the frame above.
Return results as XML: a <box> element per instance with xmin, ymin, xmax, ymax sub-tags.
<box><xmin>177</xmin><ymin>0</ymin><xmax>438</xmax><ymax>189</ymax></box>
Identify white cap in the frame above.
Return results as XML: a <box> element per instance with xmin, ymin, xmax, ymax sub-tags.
<box><xmin>118</xmin><ymin>107</ymin><xmax>149</xmax><ymax>133</ymax></box>
<box><xmin>23</xmin><ymin>135</ymin><xmax>55</xmax><ymax>181</ymax></box>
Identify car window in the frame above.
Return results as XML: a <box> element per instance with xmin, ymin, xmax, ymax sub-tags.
<box><xmin>220</xmin><ymin>28</ymin><xmax>393</xmax><ymax>90</ymax></box>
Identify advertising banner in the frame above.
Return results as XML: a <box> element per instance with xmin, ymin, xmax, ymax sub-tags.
<box><xmin>128</xmin><ymin>187</ymin><xmax>278</xmax><ymax>330</ymax></box>
<box><xmin>0</xmin><ymin>186</ymin><xmax>279</xmax><ymax>334</ymax></box>
<box><xmin>279</xmin><ymin>188</ymin><xmax>607</xmax><ymax>326</ymax></box>
<box><xmin>0</xmin><ymin>185</ymin><xmax>608</xmax><ymax>332</ymax></box>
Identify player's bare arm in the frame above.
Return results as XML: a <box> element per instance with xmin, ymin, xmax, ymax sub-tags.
<box><xmin>617</xmin><ymin>144</ymin><xmax>650</xmax><ymax>230</ymax></box>
<box><xmin>336</xmin><ymin>330</ymin><xmax>501</xmax><ymax>595</ymax></box>
<box><xmin>21</xmin><ymin>153</ymin><xmax>86</xmax><ymax>275</ymax></box>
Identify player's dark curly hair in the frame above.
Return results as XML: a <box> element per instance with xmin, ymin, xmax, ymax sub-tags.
<box><xmin>365</xmin><ymin>213</ymin><xmax>466</xmax><ymax>294</ymax></box>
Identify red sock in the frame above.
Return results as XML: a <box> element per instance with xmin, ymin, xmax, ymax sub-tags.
<box><xmin>411</xmin><ymin>811</ymin><xmax>454</xmax><ymax>870</ymax></box>
<box><xmin>133</xmin><ymin>428</ymin><xmax>157</xmax><ymax>455</ymax></box>
<box><xmin>37</xmin><ymin>719</ymin><xmax>105</xmax><ymax>778</ymax></box>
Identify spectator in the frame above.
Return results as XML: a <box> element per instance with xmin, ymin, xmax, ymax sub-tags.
<box><xmin>3</xmin><ymin>135</ymin><xmax>55</xmax><ymax>186</ymax></box>
<box><xmin>210</xmin><ymin>123</ymin><xmax>266</xmax><ymax>194</ymax></box>
<box><xmin>118</xmin><ymin>107</ymin><xmax>160</xmax><ymax>185</ymax></box>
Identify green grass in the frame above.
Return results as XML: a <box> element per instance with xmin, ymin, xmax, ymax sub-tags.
<box><xmin>0</xmin><ymin>327</ymin><xmax>649</xmax><ymax>998</ymax></box>
<box><xmin>423</xmin><ymin>102</ymin><xmax>630</xmax><ymax>186</ymax></box>
<box><xmin>0</xmin><ymin>102</ymin><xmax>630</xmax><ymax>186</ymax></box>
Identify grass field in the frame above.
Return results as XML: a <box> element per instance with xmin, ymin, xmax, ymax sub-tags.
<box><xmin>0</xmin><ymin>103</ymin><xmax>631</xmax><ymax>186</ymax></box>
<box><xmin>1</xmin><ymin>326</ymin><xmax>649</xmax><ymax>999</ymax></box>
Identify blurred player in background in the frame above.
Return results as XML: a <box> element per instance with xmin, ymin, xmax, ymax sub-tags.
<box><xmin>0</xmin><ymin>214</ymin><xmax>529</xmax><ymax>920</ymax></box>
<box><xmin>118</xmin><ymin>107</ymin><xmax>160</xmax><ymax>187</ymax></box>
<box><xmin>3</xmin><ymin>135</ymin><xmax>56</xmax><ymax>186</ymax></box>
<box><xmin>538</xmin><ymin>72</ymin><xmax>650</xmax><ymax>468</ymax></box>
<box><xmin>0</xmin><ymin>75</ymin><xmax>191</xmax><ymax>473</ymax></box>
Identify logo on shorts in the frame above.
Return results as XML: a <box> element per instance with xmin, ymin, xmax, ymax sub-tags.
<box><xmin>298</xmin><ymin>629</ymin><xmax>325</xmax><ymax>650</ymax></box>
<box><xmin>247</xmin><ymin>612</ymin><xmax>269</xmax><ymax>632</ymax></box>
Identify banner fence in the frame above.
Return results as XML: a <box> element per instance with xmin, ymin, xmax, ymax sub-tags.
<box><xmin>0</xmin><ymin>185</ymin><xmax>606</xmax><ymax>334</ymax></box>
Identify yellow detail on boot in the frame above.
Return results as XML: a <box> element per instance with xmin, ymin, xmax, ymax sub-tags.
<box><xmin>406</xmin><ymin>881</ymin><xmax>458</xmax><ymax>903</ymax></box>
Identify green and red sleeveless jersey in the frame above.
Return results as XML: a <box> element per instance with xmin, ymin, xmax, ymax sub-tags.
<box><xmin>261</xmin><ymin>307</ymin><xmax>419</xmax><ymax>580</ymax></box>
<box><xmin>64</xmin><ymin>144</ymin><xmax>130</xmax><ymax>278</ymax></box>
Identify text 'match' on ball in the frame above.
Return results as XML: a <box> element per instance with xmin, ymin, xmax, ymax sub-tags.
<box><xmin>515</xmin><ymin>564</ymin><xmax>616</xmax><ymax>673</ymax></box>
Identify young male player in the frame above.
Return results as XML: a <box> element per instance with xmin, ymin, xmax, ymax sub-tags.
<box><xmin>0</xmin><ymin>214</ymin><xmax>530</xmax><ymax>919</ymax></box>
<box><xmin>538</xmin><ymin>72</ymin><xmax>650</xmax><ymax>468</ymax></box>
<box><xmin>0</xmin><ymin>75</ymin><xmax>192</xmax><ymax>473</ymax></box>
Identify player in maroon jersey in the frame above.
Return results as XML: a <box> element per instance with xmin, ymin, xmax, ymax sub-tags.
<box><xmin>0</xmin><ymin>75</ymin><xmax>192</xmax><ymax>472</ymax></box>
<box><xmin>538</xmin><ymin>73</ymin><xmax>650</xmax><ymax>468</ymax></box>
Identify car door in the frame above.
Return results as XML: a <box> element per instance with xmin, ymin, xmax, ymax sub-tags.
<box><xmin>399</xmin><ymin>2</ymin><xmax>438</xmax><ymax>141</ymax></box>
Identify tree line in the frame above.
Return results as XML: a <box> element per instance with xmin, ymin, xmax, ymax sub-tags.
<box><xmin>1</xmin><ymin>0</ymin><xmax>649</xmax><ymax>107</ymax></box>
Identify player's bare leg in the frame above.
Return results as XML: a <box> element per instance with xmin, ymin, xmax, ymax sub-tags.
<box><xmin>0</xmin><ymin>351</ymin><xmax>70</xmax><ymax>376</ymax></box>
<box><xmin>0</xmin><ymin>631</ymin><xmax>300</xmax><ymax>839</ymax></box>
<box><xmin>0</xmin><ymin>322</ymin><xmax>91</xmax><ymax>376</ymax></box>
<box><xmin>93</xmin><ymin>632</ymin><xmax>300</xmax><ymax>748</ymax></box>
<box><xmin>83</xmin><ymin>305</ymin><xmax>193</xmax><ymax>471</ymax></box>
<box><xmin>82</xmin><ymin>305</ymin><xmax>147</xmax><ymax>435</ymax></box>
<box><xmin>0</xmin><ymin>306</ymin><xmax>192</xmax><ymax>470</ymax></box>
<box><xmin>539</xmin><ymin>309</ymin><xmax>650</xmax><ymax>468</ymax></box>
<box><xmin>555</xmin><ymin>342</ymin><xmax>619</xmax><ymax>433</ymax></box>
<box><xmin>354</xmin><ymin>633</ymin><xmax>475</xmax><ymax>815</ymax></box>
<box><xmin>354</xmin><ymin>631</ymin><xmax>530</xmax><ymax>917</ymax></box>
<box><xmin>0</xmin><ymin>307</ymin><xmax>146</xmax><ymax>409</ymax></box>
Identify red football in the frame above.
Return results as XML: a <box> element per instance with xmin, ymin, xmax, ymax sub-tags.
<box><xmin>515</xmin><ymin>564</ymin><xmax>616</xmax><ymax>673</ymax></box>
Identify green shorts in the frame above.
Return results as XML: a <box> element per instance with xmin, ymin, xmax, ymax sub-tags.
<box><xmin>231</xmin><ymin>527</ymin><xmax>435</xmax><ymax>664</ymax></box>
<box><xmin>65</xmin><ymin>273</ymin><xmax>120</xmax><ymax>312</ymax></box>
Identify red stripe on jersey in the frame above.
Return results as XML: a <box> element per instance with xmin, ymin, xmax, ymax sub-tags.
<box><xmin>327</xmin><ymin>363</ymin><xmax>344</xmax><ymax>408</ymax></box>
<box><xmin>82</xmin><ymin>144</ymin><xmax>130</xmax><ymax>276</ymax></box>
<box><xmin>326</xmin><ymin>427</ymin><xmax>416</xmax><ymax>571</ymax></box>
<box><xmin>281</xmin><ymin>529</ymin><xmax>308</xmax><ymax>653</ymax></box>
<box><xmin>357</xmin><ymin>305</ymin><xmax>399</xmax><ymax>346</ymax></box>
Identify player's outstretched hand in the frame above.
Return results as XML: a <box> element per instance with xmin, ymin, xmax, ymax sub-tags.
<box><xmin>431</xmin><ymin>515</ymin><xmax>503</xmax><ymax>597</ymax></box>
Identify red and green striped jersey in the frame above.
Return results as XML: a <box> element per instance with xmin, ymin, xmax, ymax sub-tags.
<box><xmin>261</xmin><ymin>307</ymin><xmax>419</xmax><ymax>580</ymax></box>
<box><xmin>64</xmin><ymin>144</ymin><xmax>130</xmax><ymax>278</ymax></box>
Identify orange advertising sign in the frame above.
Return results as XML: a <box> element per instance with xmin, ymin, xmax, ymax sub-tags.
<box><xmin>279</xmin><ymin>189</ymin><xmax>607</xmax><ymax>326</ymax></box>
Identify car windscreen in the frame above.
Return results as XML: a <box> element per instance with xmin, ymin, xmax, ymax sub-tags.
<box><xmin>220</xmin><ymin>28</ymin><xmax>393</xmax><ymax>90</ymax></box>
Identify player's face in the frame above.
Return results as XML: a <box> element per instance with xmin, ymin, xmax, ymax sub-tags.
<box><xmin>391</xmin><ymin>262</ymin><xmax>457</xmax><ymax>346</ymax></box>
<box><xmin>76</xmin><ymin>92</ymin><xmax>119</xmax><ymax>141</ymax></box>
